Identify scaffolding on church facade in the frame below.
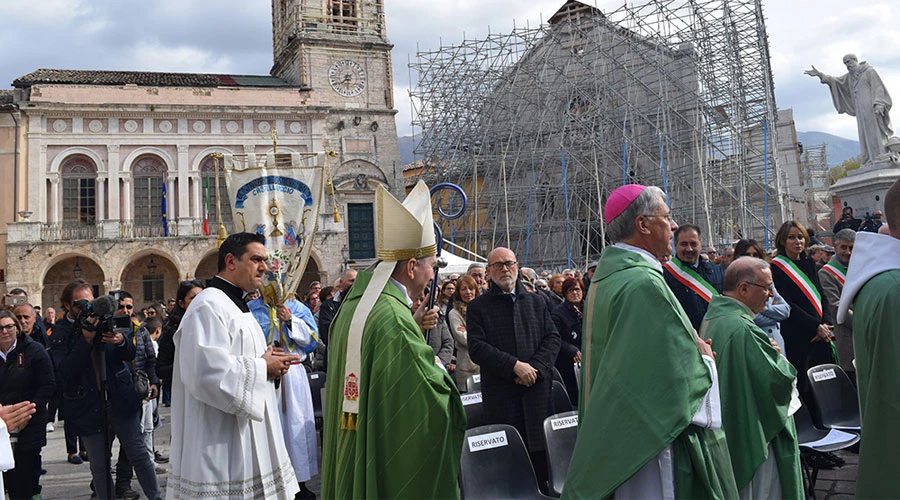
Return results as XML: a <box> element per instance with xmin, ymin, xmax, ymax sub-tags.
<box><xmin>803</xmin><ymin>143</ymin><xmax>833</xmax><ymax>235</ymax></box>
<box><xmin>408</xmin><ymin>0</ymin><xmax>787</xmax><ymax>269</ymax></box>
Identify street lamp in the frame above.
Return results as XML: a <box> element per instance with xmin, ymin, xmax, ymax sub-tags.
<box><xmin>147</xmin><ymin>257</ymin><xmax>158</xmax><ymax>274</ymax></box>
<box><xmin>73</xmin><ymin>258</ymin><xmax>82</xmax><ymax>279</ymax></box>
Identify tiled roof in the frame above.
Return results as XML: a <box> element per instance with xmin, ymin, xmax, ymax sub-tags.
<box><xmin>12</xmin><ymin>69</ymin><xmax>293</xmax><ymax>89</ymax></box>
<box><xmin>0</xmin><ymin>90</ymin><xmax>13</xmax><ymax>105</ymax></box>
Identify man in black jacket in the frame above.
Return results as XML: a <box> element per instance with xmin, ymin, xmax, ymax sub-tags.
<box><xmin>663</xmin><ymin>224</ymin><xmax>724</xmax><ymax>330</ymax></box>
<box><xmin>0</xmin><ymin>309</ymin><xmax>54</xmax><ymax>499</ymax></box>
<box><xmin>315</xmin><ymin>268</ymin><xmax>356</xmax><ymax>371</ymax></box>
<box><xmin>56</xmin><ymin>281</ymin><xmax>160</xmax><ymax>500</ymax></box>
<box><xmin>467</xmin><ymin>247</ymin><xmax>560</xmax><ymax>493</ymax></box>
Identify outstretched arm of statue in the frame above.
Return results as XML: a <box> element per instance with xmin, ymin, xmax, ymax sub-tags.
<box><xmin>804</xmin><ymin>65</ymin><xmax>826</xmax><ymax>82</ymax></box>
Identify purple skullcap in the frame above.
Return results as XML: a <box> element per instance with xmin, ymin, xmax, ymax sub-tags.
<box><xmin>604</xmin><ymin>184</ymin><xmax>647</xmax><ymax>224</ymax></box>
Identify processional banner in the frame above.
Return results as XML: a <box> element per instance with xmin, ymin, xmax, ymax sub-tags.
<box><xmin>223</xmin><ymin>152</ymin><xmax>326</xmax><ymax>310</ymax></box>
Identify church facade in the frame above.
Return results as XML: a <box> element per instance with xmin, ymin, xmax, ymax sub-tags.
<box><xmin>0</xmin><ymin>0</ymin><xmax>400</xmax><ymax>307</ymax></box>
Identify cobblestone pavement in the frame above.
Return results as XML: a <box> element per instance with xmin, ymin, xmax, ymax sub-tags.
<box><xmin>39</xmin><ymin>404</ymin><xmax>854</xmax><ymax>499</ymax></box>
<box><xmin>38</xmin><ymin>405</ymin><xmax>323</xmax><ymax>499</ymax></box>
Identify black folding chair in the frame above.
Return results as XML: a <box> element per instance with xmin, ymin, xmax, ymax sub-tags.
<box><xmin>794</xmin><ymin>404</ymin><xmax>859</xmax><ymax>499</ymax></box>
<box><xmin>806</xmin><ymin>364</ymin><xmax>861</xmax><ymax>431</ymax></box>
<box><xmin>460</xmin><ymin>424</ymin><xmax>553</xmax><ymax>500</ymax></box>
<box><xmin>542</xmin><ymin>411</ymin><xmax>579</xmax><ymax>497</ymax></box>
<box><xmin>461</xmin><ymin>391</ymin><xmax>485</xmax><ymax>430</ymax></box>
<box><xmin>466</xmin><ymin>373</ymin><xmax>482</xmax><ymax>393</ymax></box>
<box><xmin>551</xmin><ymin>380</ymin><xmax>573</xmax><ymax>413</ymax></box>
<box><xmin>307</xmin><ymin>371</ymin><xmax>327</xmax><ymax>425</ymax></box>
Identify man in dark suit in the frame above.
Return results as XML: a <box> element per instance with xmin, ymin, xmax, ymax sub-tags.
<box><xmin>315</xmin><ymin>268</ymin><xmax>357</xmax><ymax>371</ymax></box>
<box><xmin>467</xmin><ymin>247</ymin><xmax>560</xmax><ymax>493</ymax></box>
<box><xmin>663</xmin><ymin>224</ymin><xmax>724</xmax><ymax>330</ymax></box>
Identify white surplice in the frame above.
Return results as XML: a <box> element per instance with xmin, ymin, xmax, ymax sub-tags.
<box><xmin>250</xmin><ymin>298</ymin><xmax>319</xmax><ymax>482</ymax></box>
<box><xmin>167</xmin><ymin>288</ymin><xmax>299</xmax><ymax>500</ymax></box>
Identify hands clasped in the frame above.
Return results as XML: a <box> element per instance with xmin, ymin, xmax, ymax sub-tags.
<box><xmin>263</xmin><ymin>346</ymin><xmax>301</xmax><ymax>379</ymax></box>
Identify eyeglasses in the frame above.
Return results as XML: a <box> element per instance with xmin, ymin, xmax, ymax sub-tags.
<box><xmin>566</xmin><ymin>288</ymin><xmax>584</xmax><ymax>294</ymax></box>
<box><xmin>873</xmin><ymin>213</ymin><xmax>883</xmax><ymax>218</ymax></box>
<box><xmin>743</xmin><ymin>281</ymin><xmax>775</xmax><ymax>292</ymax></box>
<box><xmin>488</xmin><ymin>261</ymin><xmax>518</xmax><ymax>270</ymax></box>
<box><xmin>146</xmin><ymin>310</ymin><xmax>157</xmax><ymax>316</ymax></box>
<box><xmin>119</xmin><ymin>304</ymin><xmax>134</xmax><ymax>310</ymax></box>
<box><xmin>643</xmin><ymin>213</ymin><xmax>675</xmax><ymax>224</ymax></box>
<box><xmin>0</xmin><ymin>324</ymin><xmax>17</xmax><ymax>332</ymax></box>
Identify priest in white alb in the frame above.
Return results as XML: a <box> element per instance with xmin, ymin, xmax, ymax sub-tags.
<box><xmin>168</xmin><ymin>232</ymin><xmax>302</xmax><ymax>500</ymax></box>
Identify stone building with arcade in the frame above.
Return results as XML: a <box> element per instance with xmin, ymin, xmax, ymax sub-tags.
<box><xmin>0</xmin><ymin>0</ymin><xmax>401</xmax><ymax>307</ymax></box>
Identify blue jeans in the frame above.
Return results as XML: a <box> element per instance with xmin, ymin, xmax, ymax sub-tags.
<box><xmin>82</xmin><ymin>409</ymin><xmax>161</xmax><ymax>500</ymax></box>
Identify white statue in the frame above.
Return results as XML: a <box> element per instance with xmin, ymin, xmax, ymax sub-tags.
<box><xmin>805</xmin><ymin>54</ymin><xmax>893</xmax><ymax>165</ymax></box>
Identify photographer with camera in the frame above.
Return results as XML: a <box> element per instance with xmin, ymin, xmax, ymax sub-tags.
<box><xmin>55</xmin><ymin>281</ymin><xmax>161</xmax><ymax>500</ymax></box>
<box><xmin>833</xmin><ymin>206</ymin><xmax>862</xmax><ymax>233</ymax></box>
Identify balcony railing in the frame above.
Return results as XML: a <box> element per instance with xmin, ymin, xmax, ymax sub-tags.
<box><xmin>41</xmin><ymin>222</ymin><xmax>101</xmax><ymax>241</ymax></box>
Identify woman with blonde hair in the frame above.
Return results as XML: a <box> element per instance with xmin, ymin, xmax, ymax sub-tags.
<box><xmin>447</xmin><ymin>275</ymin><xmax>481</xmax><ymax>392</ymax></box>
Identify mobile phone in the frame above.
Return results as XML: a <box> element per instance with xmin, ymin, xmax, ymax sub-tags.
<box><xmin>4</xmin><ymin>296</ymin><xmax>26</xmax><ymax>307</ymax></box>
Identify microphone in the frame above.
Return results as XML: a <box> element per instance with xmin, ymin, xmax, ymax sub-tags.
<box><xmin>91</xmin><ymin>295</ymin><xmax>118</xmax><ymax>320</ymax></box>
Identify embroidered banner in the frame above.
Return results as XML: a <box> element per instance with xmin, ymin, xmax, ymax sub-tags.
<box><xmin>663</xmin><ymin>259</ymin><xmax>719</xmax><ymax>303</ymax></box>
<box><xmin>772</xmin><ymin>255</ymin><xmax>823</xmax><ymax>318</ymax></box>
<box><xmin>224</xmin><ymin>152</ymin><xmax>325</xmax><ymax>310</ymax></box>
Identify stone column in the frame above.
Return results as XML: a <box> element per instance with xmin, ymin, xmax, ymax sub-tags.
<box><xmin>49</xmin><ymin>177</ymin><xmax>59</xmax><ymax>223</ymax></box>
<box><xmin>176</xmin><ymin>145</ymin><xmax>192</xmax><ymax>235</ymax></box>
<box><xmin>122</xmin><ymin>179</ymin><xmax>132</xmax><ymax>221</ymax></box>
<box><xmin>107</xmin><ymin>145</ymin><xmax>121</xmax><ymax>220</ymax></box>
<box><xmin>191</xmin><ymin>174</ymin><xmax>201</xmax><ymax>219</ymax></box>
<box><xmin>96</xmin><ymin>177</ymin><xmax>106</xmax><ymax>221</ymax></box>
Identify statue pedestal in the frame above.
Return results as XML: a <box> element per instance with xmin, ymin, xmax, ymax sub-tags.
<box><xmin>831</xmin><ymin>155</ymin><xmax>900</xmax><ymax>218</ymax></box>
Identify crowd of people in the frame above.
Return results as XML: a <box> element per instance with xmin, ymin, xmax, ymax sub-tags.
<box><xmin>0</xmin><ymin>178</ymin><xmax>896</xmax><ymax>499</ymax></box>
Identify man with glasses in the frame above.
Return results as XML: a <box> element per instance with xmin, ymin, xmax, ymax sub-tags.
<box><xmin>700</xmin><ymin>257</ymin><xmax>803</xmax><ymax>498</ymax></box>
<box><xmin>565</xmin><ymin>184</ymin><xmax>736</xmax><ymax>499</ymax></box>
<box><xmin>663</xmin><ymin>223</ymin><xmax>724</xmax><ymax>330</ymax></box>
<box><xmin>468</xmin><ymin>247</ymin><xmax>560</xmax><ymax>493</ymax></box>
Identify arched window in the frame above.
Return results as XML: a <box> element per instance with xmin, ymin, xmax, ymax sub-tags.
<box><xmin>61</xmin><ymin>156</ymin><xmax>97</xmax><ymax>225</ymax></box>
<box><xmin>133</xmin><ymin>155</ymin><xmax>166</xmax><ymax>227</ymax></box>
<box><xmin>200</xmin><ymin>156</ymin><xmax>233</xmax><ymax>231</ymax></box>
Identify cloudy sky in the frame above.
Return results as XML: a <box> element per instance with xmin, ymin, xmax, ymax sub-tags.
<box><xmin>1</xmin><ymin>0</ymin><xmax>897</xmax><ymax>142</ymax></box>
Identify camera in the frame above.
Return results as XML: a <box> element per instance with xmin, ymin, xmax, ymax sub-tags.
<box><xmin>4</xmin><ymin>296</ymin><xmax>26</xmax><ymax>307</ymax></box>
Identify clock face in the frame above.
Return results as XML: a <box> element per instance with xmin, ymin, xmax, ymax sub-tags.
<box><xmin>328</xmin><ymin>60</ymin><xmax>367</xmax><ymax>97</ymax></box>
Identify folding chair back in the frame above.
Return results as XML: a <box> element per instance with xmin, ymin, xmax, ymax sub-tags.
<box><xmin>307</xmin><ymin>371</ymin><xmax>327</xmax><ymax>420</ymax></box>
<box><xmin>543</xmin><ymin>411</ymin><xmax>579</xmax><ymax>497</ymax></box>
<box><xmin>460</xmin><ymin>424</ymin><xmax>550</xmax><ymax>500</ymax></box>
<box><xmin>466</xmin><ymin>373</ymin><xmax>482</xmax><ymax>393</ymax></box>
<box><xmin>806</xmin><ymin>364</ymin><xmax>860</xmax><ymax>430</ymax></box>
<box><xmin>552</xmin><ymin>380</ymin><xmax>573</xmax><ymax>413</ymax></box>
<box><xmin>461</xmin><ymin>391</ymin><xmax>485</xmax><ymax>429</ymax></box>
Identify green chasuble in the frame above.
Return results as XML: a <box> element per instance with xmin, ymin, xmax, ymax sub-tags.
<box><xmin>701</xmin><ymin>296</ymin><xmax>804</xmax><ymax>498</ymax></box>
<box><xmin>320</xmin><ymin>271</ymin><xmax>466</xmax><ymax>499</ymax></box>
<box><xmin>563</xmin><ymin>246</ymin><xmax>737</xmax><ymax>500</ymax></box>
<box><xmin>853</xmin><ymin>269</ymin><xmax>900</xmax><ymax>499</ymax></box>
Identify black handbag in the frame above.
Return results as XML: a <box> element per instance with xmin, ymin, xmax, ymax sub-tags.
<box><xmin>132</xmin><ymin>367</ymin><xmax>151</xmax><ymax>400</ymax></box>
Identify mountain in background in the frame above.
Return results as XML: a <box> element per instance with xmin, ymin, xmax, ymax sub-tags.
<box><xmin>399</xmin><ymin>131</ymin><xmax>859</xmax><ymax>168</ymax></box>
<box><xmin>796</xmin><ymin>131</ymin><xmax>860</xmax><ymax>167</ymax></box>
<box><xmin>398</xmin><ymin>133</ymin><xmax>422</xmax><ymax>166</ymax></box>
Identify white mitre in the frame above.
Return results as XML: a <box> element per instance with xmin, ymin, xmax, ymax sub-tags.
<box><xmin>340</xmin><ymin>180</ymin><xmax>436</xmax><ymax>429</ymax></box>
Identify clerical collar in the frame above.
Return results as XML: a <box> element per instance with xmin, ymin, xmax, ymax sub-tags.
<box><xmin>389</xmin><ymin>278</ymin><xmax>414</xmax><ymax>307</ymax></box>
<box><xmin>210</xmin><ymin>276</ymin><xmax>250</xmax><ymax>313</ymax></box>
<box><xmin>614</xmin><ymin>243</ymin><xmax>663</xmax><ymax>272</ymax></box>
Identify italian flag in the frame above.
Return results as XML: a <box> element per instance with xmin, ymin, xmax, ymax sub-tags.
<box><xmin>663</xmin><ymin>258</ymin><xmax>718</xmax><ymax>303</ymax></box>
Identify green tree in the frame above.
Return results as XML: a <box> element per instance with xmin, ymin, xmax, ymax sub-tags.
<box><xmin>830</xmin><ymin>155</ymin><xmax>862</xmax><ymax>184</ymax></box>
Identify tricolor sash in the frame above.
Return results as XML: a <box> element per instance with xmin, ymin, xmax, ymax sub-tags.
<box><xmin>663</xmin><ymin>259</ymin><xmax>719</xmax><ymax>303</ymax></box>
<box><xmin>821</xmin><ymin>261</ymin><xmax>847</xmax><ymax>285</ymax></box>
<box><xmin>772</xmin><ymin>255</ymin><xmax>823</xmax><ymax>318</ymax></box>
